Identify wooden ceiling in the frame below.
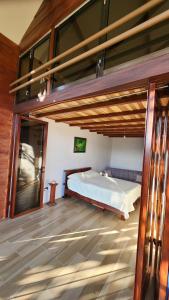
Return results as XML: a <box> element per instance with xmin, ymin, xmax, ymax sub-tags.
<box><xmin>32</xmin><ymin>87</ymin><xmax>147</xmax><ymax>137</ymax></box>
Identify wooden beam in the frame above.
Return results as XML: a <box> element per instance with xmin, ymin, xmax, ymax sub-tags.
<box><xmin>134</xmin><ymin>83</ymin><xmax>156</xmax><ymax>300</ymax></box>
<box><xmin>90</xmin><ymin>128</ymin><xmax>145</xmax><ymax>134</ymax></box>
<box><xmin>54</xmin><ymin>108</ymin><xmax>146</xmax><ymax>122</ymax></box>
<box><xmin>80</xmin><ymin>124</ymin><xmax>145</xmax><ymax>132</ymax></box>
<box><xmin>96</xmin><ymin>130</ymin><xmax>145</xmax><ymax>134</ymax></box>
<box><xmin>104</xmin><ymin>134</ymin><xmax>144</xmax><ymax>137</ymax></box>
<box><xmin>70</xmin><ymin>117</ymin><xmax>146</xmax><ymax>126</ymax></box>
<box><xmin>35</xmin><ymin>93</ymin><xmax>147</xmax><ymax>117</ymax></box>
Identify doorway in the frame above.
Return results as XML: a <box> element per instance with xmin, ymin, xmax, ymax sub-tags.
<box><xmin>10</xmin><ymin>116</ymin><xmax>48</xmax><ymax>218</ymax></box>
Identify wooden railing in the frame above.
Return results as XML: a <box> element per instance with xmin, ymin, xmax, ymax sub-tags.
<box><xmin>10</xmin><ymin>0</ymin><xmax>167</xmax><ymax>94</ymax></box>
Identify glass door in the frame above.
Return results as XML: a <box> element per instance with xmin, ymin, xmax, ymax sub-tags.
<box><xmin>10</xmin><ymin>117</ymin><xmax>48</xmax><ymax>217</ymax></box>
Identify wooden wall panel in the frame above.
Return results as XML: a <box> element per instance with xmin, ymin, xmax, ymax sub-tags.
<box><xmin>20</xmin><ymin>0</ymin><xmax>86</xmax><ymax>52</ymax></box>
<box><xmin>0</xmin><ymin>33</ymin><xmax>19</xmax><ymax>219</ymax></box>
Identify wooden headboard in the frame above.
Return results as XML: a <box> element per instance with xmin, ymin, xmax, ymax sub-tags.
<box><xmin>64</xmin><ymin>167</ymin><xmax>91</xmax><ymax>189</ymax></box>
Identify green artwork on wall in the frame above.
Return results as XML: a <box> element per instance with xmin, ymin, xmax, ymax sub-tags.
<box><xmin>74</xmin><ymin>137</ymin><xmax>87</xmax><ymax>153</ymax></box>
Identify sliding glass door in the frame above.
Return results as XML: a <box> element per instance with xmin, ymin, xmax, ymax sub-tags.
<box><xmin>10</xmin><ymin>117</ymin><xmax>48</xmax><ymax>217</ymax></box>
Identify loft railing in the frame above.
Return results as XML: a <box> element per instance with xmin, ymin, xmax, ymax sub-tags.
<box><xmin>9</xmin><ymin>0</ymin><xmax>168</xmax><ymax>95</ymax></box>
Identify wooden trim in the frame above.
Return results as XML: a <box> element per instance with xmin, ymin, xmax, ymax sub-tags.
<box><xmin>86</xmin><ymin>125</ymin><xmax>145</xmax><ymax>132</ymax></box>
<box><xmin>158</xmin><ymin>125</ymin><xmax>169</xmax><ymax>300</ymax></box>
<box><xmin>35</xmin><ymin>93</ymin><xmax>147</xmax><ymax>117</ymax></box>
<box><xmin>71</xmin><ymin>118</ymin><xmax>146</xmax><ymax>126</ymax></box>
<box><xmin>11</xmin><ymin>0</ymin><xmax>164</xmax><ymax>89</ymax></box>
<box><xmin>10</xmin><ymin>116</ymin><xmax>48</xmax><ymax>218</ymax></box>
<box><xmin>12</xmin><ymin>207</ymin><xmax>41</xmax><ymax>219</ymax></box>
<box><xmin>90</xmin><ymin>128</ymin><xmax>145</xmax><ymax>132</ymax></box>
<box><xmin>98</xmin><ymin>132</ymin><xmax>145</xmax><ymax>135</ymax></box>
<box><xmin>6</xmin><ymin>114</ymin><xmax>18</xmax><ymax>218</ymax></box>
<box><xmin>104</xmin><ymin>134</ymin><xmax>144</xmax><ymax>137</ymax></box>
<box><xmin>39</xmin><ymin>120</ymin><xmax>48</xmax><ymax>209</ymax></box>
<box><xmin>9</xmin><ymin>115</ymin><xmax>21</xmax><ymax>218</ymax></box>
<box><xmin>134</xmin><ymin>83</ymin><xmax>156</xmax><ymax>300</ymax></box>
<box><xmin>54</xmin><ymin>108</ymin><xmax>146</xmax><ymax>122</ymax></box>
<box><xmin>81</xmin><ymin>124</ymin><xmax>145</xmax><ymax>130</ymax></box>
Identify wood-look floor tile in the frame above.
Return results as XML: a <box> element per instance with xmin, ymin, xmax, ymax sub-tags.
<box><xmin>0</xmin><ymin>198</ymin><xmax>139</xmax><ymax>300</ymax></box>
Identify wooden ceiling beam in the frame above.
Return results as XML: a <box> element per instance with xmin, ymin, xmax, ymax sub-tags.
<box><xmin>90</xmin><ymin>127</ymin><xmax>145</xmax><ymax>131</ymax></box>
<box><xmin>102</xmin><ymin>132</ymin><xmax>144</xmax><ymax>137</ymax></box>
<box><xmin>54</xmin><ymin>108</ymin><xmax>146</xmax><ymax>122</ymax></box>
<box><xmin>82</xmin><ymin>125</ymin><xmax>145</xmax><ymax>130</ymax></box>
<box><xmin>35</xmin><ymin>93</ymin><xmax>146</xmax><ymax>117</ymax></box>
<box><xmin>95</xmin><ymin>130</ymin><xmax>145</xmax><ymax>134</ymax></box>
<box><xmin>69</xmin><ymin>117</ymin><xmax>146</xmax><ymax>126</ymax></box>
<box><xmin>103</xmin><ymin>134</ymin><xmax>144</xmax><ymax>138</ymax></box>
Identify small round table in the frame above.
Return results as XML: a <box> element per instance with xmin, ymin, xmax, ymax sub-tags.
<box><xmin>47</xmin><ymin>181</ymin><xmax>58</xmax><ymax>206</ymax></box>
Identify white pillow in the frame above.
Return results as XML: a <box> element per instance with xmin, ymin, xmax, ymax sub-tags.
<box><xmin>81</xmin><ymin>170</ymin><xmax>99</xmax><ymax>179</ymax></box>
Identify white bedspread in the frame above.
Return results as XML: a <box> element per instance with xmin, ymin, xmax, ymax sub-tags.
<box><xmin>67</xmin><ymin>175</ymin><xmax>141</xmax><ymax>219</ymax></box>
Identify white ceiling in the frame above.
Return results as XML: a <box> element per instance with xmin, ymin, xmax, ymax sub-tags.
<box><xmin>0</xmin><ymin>0</ymin><xmax>43</xmax><ymax>44</ymax></box>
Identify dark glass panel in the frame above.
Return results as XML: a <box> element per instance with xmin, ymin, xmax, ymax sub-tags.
<box><xmin>16</xmin><ymin>52</ymin><xmax>30</xmax><ymax>103</ymax></box>
<box><xmin>52</xmin><ymin>0</ymin><xmax>103</xmax><ymax>89</ymax></box>
<box><xmin>105</xmin><ymin>0</ymin><xmax>169</xmax><ymax>71</ymax></box>
<box><xmin>14</xmin><ymin>120</ymin><xmax>44</xmax><ymax>215</ymax></box>
<box><xmin>105</xmin><ymin>0</ymin><xmax>146</xmax><ymax>70</ymax></box>
<box><xmin>147</xmin><ymin>0</ymin><xmax>169</xmax><ymax>53</ymax></box>
<box><xmin>31</xmin><ymin>37</ymin><xmax>50</xmax><ymax>99</ymax></box>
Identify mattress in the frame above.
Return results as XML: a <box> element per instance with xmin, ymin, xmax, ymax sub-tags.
<box><xmin>67</xmin><ymin>174</ymin><xmax>141</xmax><ymax>219</ymax></box>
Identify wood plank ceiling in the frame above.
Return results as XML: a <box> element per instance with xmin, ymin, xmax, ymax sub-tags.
<box><xmin>32</xmin><ymin>87</ymin><xmax>148</xmax><ymax>137</ymax></box>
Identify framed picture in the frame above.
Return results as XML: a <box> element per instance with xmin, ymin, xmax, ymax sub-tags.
<box><xmin>74</xmin><ymin>137</ymin><xmax>87</xmax><ymax>153</ymax></box>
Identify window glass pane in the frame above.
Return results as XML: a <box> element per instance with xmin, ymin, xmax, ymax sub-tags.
<box><xmin>53</xmin><ymin>0</ymin><xmax>102</xmax><ymax>89</ymax></box>
<box><xmin>15</xmin><ymin>119</ymin><xmax>44</xmax><ymax>215</ymax></box>
<box><xmin>31</xmin><ymin>37</ymin><xmax>50</xmax><ymax>99</ymax></box>
<box><xmin>105</xmin><ymin>0</ymin><xmax>169</xmax><ymax>71</ymax></box>
<box><xmin>147</xmin><ymin>0</ymin><xmax>169</xmax><ymax>53</ymax></box>
<box><xmin>16</xmin><ymin>52</ymin><xmax>30</xmax><ymax>103</ymax></box>
<box><xmin>105</xmin><ymin>0</ymin><xmax>146</xmax><ymax>70</ymax></box>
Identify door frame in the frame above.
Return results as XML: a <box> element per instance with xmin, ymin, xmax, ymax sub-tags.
<box><xmin>9</xmin><ymin>115</ymin><xmax>48</xmax><ymax>218</ymax></box>
<box><xmin>134</xmin><ymin>83</ymin><xmax>157</xmax><ymax>300</ymax></box>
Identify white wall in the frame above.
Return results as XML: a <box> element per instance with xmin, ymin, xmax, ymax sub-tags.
<box><xmin>43</xmin><ymin>120</ymin><xmax>112</xmax><ymax>202</ymax></box>
<box><xmin>110</xmin><ymin>137</ymin><xmax>144</xmax><ymax>172</ymax></box>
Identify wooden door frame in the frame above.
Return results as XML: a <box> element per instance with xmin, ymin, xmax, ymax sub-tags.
<box><xmin>9</xmin><ymin>115</ymin><xmax>48</xmax><ymax>218</ymax></box>
<box><xmin>134</xmin><ymin>83</ymin><xmax>157</xmax><ymax>300</ymax></box>
<box><xmin>159</xmin><ymin>134</ymin><xmax>169</xmax><ymax>300</ymax></box>
<box><xmin>9</xmin><ymin>79</ymin><xmax>169</xmax><ymax>298</ymax></box>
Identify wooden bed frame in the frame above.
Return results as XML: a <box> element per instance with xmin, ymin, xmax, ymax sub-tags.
<box><xmin>64</xmin><ymin>167</ymin><xmax>140</xmax><ymax>220</ymax></box>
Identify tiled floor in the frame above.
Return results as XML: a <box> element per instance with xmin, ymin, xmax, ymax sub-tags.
<box><xmin>0</xmin><ymin>198</ymin><xmax>139</xmax><ymax>300</ymax></box>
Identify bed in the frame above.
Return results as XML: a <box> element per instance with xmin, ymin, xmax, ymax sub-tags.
<box><xmin>64</xmin><ymin>168</ymin><xmax>141</xmax><ymax>220</ymax></box>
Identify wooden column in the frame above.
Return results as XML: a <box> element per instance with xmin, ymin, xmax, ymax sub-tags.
<box><xmin>158</xmin><ymin>108</ymin><xmax>169</xmax><ymax>300</ymax></box>
<box><xmin>0</xmin><ymin>34</ymin><xmax>19</xmax><ymax>219</ymax></box>
<box><xmin>134</xmin><ymin>83</ymin><xmax>156</xmax><ymax>300</ymax></box>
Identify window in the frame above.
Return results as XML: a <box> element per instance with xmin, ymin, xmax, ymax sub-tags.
<box><xmin>105</xmin><ymin>0</ymin><xmax>169</xmax><ymax>70</ymax></box>
<box><xmin>16</xmin><ymin>0</ymin><xmax>169</xmax><ymax>101</ymax></box>
<box><xmin>52</xmin><ymin>0</ymin><xmax>103</xmax><ymax>89</ymax></box>
<box><xmin>16</xmin><ymin>35</ymin><xmax>50</xmax><ymax>104</ymax></box>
